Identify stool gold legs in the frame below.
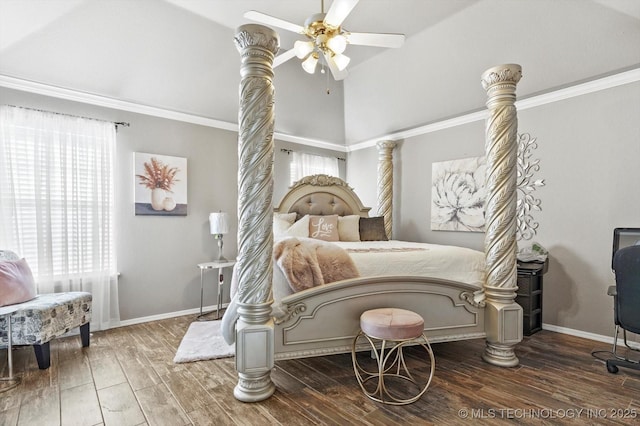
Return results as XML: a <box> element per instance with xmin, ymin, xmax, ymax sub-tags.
<box><xmin>352</xmin><ymin>331</ymin><xmax>435</xmax><ymax>405</ymax></box>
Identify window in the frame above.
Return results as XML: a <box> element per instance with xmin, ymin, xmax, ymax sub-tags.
<box><xmin>289</xmin><ymin>151</ymin><xmax>340</xmax><ymax>185</ymax></box>
<box><xmin>0</xmin><ymin>105</ymin><xmax>119</xmax><ymax>330</ymax></box>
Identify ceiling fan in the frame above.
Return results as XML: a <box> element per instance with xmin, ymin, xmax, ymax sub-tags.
<box><xmin>244</xmin><ymin>0</ymin><xmax>405</xmax><ymax>80</ymax></box>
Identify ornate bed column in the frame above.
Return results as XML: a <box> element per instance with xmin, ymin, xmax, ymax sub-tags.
<box><xmin>480</xmin><ymin>64</ymin><xmax>523</xmax><ymax>367</ymax></box>
<box><xmin>233</xmin><ymin>24</ymin><xmax>279</xmax><ymax>402</ymax></box>
<box><xmin>376</xmin><ymin>140</ymin><xmax>396</xmax><ymax>239</ymax></box>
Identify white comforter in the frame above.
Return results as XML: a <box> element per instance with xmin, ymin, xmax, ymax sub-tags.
<box><xmin>271</xmin><ymin>239</ymin><xmax>485</xmax><ymax>318</ymax></box>
<box><xmin>335</xmin><ymin>240</ymin><xmax>485</xmax><ymax>287</ymax></box>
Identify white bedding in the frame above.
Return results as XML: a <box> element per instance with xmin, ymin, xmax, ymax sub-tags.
<box><xmin>271</xmin><ymin>239</ymin><xmax>485</xmax><ymax>318</ymax></box>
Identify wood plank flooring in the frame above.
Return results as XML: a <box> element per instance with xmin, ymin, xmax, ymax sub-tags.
<box><xmin>1</xmin><ymin>314</ymin><xmax>639</xmax><ymax>425</ymax></box>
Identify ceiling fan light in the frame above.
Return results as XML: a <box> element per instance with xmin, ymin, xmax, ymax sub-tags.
<box><xmin>302</xmin><ymin>53</ymin><xmax>318</xmax><ymax>74</ymax></box>
<box><xmin>327</xmin><ymin>34</ymin><xmax>347</xmax><ymax>54</ymax></box>
<box><xmin>294</xmin><ymin>40</ymin><xmax>314</xmax><ymax>59</ymax></box>
<box><xmin>332</xmin><ymin>53</ymin><xmax>350</xmax><ymax>71</ymax></box>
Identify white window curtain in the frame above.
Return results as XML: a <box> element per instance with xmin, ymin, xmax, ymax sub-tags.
<box><xmin>290</xmin><ymin>151</ymin><xmax>340</xmax><ymax>185</ymax></box>
<box><xmin>0</xmin><ymin>105</ymin><xmax>119</xmax><ymax>331</ymax></box>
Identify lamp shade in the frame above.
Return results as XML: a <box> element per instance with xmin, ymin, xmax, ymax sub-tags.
<box><xmin>327</xmin><ymin>34</ymin><xmax>347</xmax><ymax>54</ymax></box>
<box><xmin>294</xmin><ymin>40</ymin><xmax>314</xmax><ymax>59</ymax></box>
<box><xmin>302</xmin><ymin>53</ymin><xmax>319</xmax><ymax>74</ymax></box>
<box><xmin>332</xmin><ymin>53</ymin><xmax>350</xmax><ymax>71</ymax></box>
<box><xmin>209</xmin><ymin>212</ymin><xmax>229</xmax><ymax>235</ymax></box>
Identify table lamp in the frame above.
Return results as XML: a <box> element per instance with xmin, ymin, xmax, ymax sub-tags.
<box><xmin>209</xmin><ymin>212</ymin><xmax>229</xmax><ymax>261</ymax></box>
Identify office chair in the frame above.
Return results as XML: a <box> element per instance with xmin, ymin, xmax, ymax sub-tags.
<box><xmin>606</xmin><ymin>244</ymin><xmax>640</xmax><ymax>374</ymax></box>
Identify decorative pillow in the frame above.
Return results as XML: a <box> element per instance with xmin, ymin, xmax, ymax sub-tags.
<box><xmin>359</xmin><ymin>216</ymin><xmax>389</xmax><ymax>241</ymax></box>
<box><xmin>287</xmin><ymin>215</ymin><xmax>311</xmax><ymax>237</ymax></box>
<box><xmin>338</xmin><ymin>215</ymin><xmax>361</xmax><ymax>242</ymax></box>
<box><xmin>309</xmin><ymin>215</ymin><xmax>339</xmax><ymax>242</ymax></box>
<box><xmin>274</xmin><ymin>218</ymin><xmax>293</xmax><ymax>237</ymax></box>
<box><xmin>273</xmin><ymin>217</ymin><xmax>291</xmax><ymax>237</ymax></box>
<box><xmin>273</xmin><ymin>212</ymin><xmax>298</xmax><ymax>237</ymax></box>
<box><xmin>0</xmin><ymin>258</ymin><xmax>37</xmax><ymax>307</ymax></box>
<box><xmin>281</xmin><ymin>215</ymin><xmax>310</xmax><ymax>238</ymax></box>
<box><xmin>274</xmin><ymin>212</ymin><xmax>296</xmax><ymax>225</ymax></box>
<box><xmin>274</xmin><ymin>214</ymin><xmax>310</xmax><ymax>238</ymax></box>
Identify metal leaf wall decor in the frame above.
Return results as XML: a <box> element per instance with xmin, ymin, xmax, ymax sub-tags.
<box><xmin>516</xmin><ymin>133</ymin><xmax>545</xmax><ymax>240</ymax></box>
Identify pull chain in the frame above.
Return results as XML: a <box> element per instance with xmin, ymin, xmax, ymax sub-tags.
<box><xmin>325</xmin><ymin>64</ymin><xmax>330</xmax><ymax>95</ymax></box>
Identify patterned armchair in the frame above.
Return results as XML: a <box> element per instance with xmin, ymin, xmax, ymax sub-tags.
<box><xmin>0</xmin><ymin>250</ymin><xmax>92</xmax><ymax>369</ymax></box>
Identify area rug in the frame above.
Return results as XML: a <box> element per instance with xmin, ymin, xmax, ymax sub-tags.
<box><xmin>173</xmin><ymin>320</ymin><xmax>234</xmax><ymax>363</ymax></box>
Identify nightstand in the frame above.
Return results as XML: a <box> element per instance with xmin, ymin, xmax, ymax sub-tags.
<box><xmin>197</xmin><ymin>260</ymin><xmax>236</xmax><ymax>320</ymax></box>
<box><xmin>516</xmin><ymin>259</ymin><xmax>549</xmax><ymax>335</ymax></box>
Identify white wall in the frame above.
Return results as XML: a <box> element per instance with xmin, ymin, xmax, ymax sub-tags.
<box><xmin>347</xmin><ymin>80</ymin><xmax>640</xmax><ymax>338</ymax></box>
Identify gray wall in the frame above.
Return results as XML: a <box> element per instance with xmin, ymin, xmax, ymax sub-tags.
<box><xmin>0</xmin><ymin>87</ymin><xmax>342</xmax><ymax>322</ymax></box>
<box><xmin>347</xmin><ymin>81</ymin><xmax>640</xmax><ymax>338</ymax></box>
<box><xmin>523</xmin><ymin>82</ymin><xmax>640</xmax><ymax>338</ymax></box>
<box><xmin>1</xmin><ymin>87</ymin><xmax>239</xmax><ymax>321</ymax></box>
<box><xmin>273</xmin><ymin>62</ymin><xmax>346</xmax><ymax>143</ymax></box>
<box><xmin>4</xmin><ymin>79</ymin><xmax>638</xmax><ymax>337</ymax></box>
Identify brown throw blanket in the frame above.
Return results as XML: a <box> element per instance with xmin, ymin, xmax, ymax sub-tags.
<box><xmin>274</xmin><ymin>237</ymin><xmax>360</xmax><ymax>293</ymax></box>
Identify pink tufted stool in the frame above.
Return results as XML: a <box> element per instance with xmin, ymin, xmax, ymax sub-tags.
<box><xmin>352</xmin><ymin>308</ymin><xmax>435</xmax><ymax>405</ymax></box>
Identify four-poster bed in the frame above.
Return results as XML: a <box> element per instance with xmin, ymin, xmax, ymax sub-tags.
<box><xmin>228</xmin><ymin>24</ymin><xmax>523</xmax><ymax>402</ymax></box>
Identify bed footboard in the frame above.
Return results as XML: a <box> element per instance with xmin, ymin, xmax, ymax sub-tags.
<box><xmin>273</xmin><ymin>276</ymin><xmax>485</xmax><ymax>360</ymax></box>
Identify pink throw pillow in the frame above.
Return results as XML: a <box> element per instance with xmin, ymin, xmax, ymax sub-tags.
<box><xmin>309</xmin><ymin>215</ymin><xmax>339</xmax><ymax>242</ymax></box>
<box><xmin>0</xmin><ymin>258</ymin><xmax>37</xmax><ymax>307</ymax></box>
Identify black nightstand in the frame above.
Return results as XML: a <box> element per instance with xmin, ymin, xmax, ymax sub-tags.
<box><xmin>516</xmin><ymin>259</ymin><xmax>549</xmax><ymax>336</ymax></box>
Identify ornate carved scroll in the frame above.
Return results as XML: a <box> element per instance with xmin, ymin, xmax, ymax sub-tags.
<box><xmin>274</xmin><ymin>302</ymin><xmax>307</xmax><ymax>325</ymax></box>
<box><xmin>290</xmin><ymin>174</ymin><xmax>352</xmax><ymax>190</ymax></box>
<box><xmin>376</xmin><ymin>140</ymin><xmax>396</xmax><ymax>239</ymax></box>
<box><xmin>516</xmin><ymin>133</ymin><xmax>545</xmax><ymax>241</ymax></box>
<box><xmin>233</xmin><ymin>24</ymin><xmax>279</xmax><ymax>402</ymax></box>
<box><xmin>480</xmin><ymin>64</ymin><xmax>523</xmax><ymax>367</ymax></box>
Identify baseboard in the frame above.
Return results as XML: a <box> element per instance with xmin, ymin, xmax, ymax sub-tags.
<box><xmin>117</xmin><ymin>303</ymin><xmax>229</xmax><ymax>328</ymax></box>
<box><xmin>542</xmin><ymin>322</ymin><xmax>640</xmax><ymax>350</ymax></box>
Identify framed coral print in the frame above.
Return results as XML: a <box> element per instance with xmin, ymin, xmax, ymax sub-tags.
<box><xmin>134</xmin><ymin>152</ymin><xmax>187</xmax><ymax>216</ymax></box>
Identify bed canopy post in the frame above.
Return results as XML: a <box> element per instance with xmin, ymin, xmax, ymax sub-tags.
<box><xmin>376</xmin><ymin>140</ymin><xmax>396</xmax><ymax>239</ymax></box>
<box><xmin>232</xmin><ymin>24</ymin><xmax>279</xmax><ymax>402</ymax></box>
<box><xmin>480</xmin><ymin>64</ymin><xmax>523</xmax><ymax>367</ymax></box>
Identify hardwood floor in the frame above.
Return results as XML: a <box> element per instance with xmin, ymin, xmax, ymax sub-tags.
<box><xmin>1</xmin><ymin>314</ymin><xmax>639</xmax><ymax>425</ymax></box>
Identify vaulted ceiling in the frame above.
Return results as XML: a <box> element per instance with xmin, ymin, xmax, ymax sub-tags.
<box><xmin>1</xmin><ymin>0</ymin><xmax>639</xmax><ymax>146</ymax></box>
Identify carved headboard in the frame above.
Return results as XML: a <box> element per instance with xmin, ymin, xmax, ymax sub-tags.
<box><xmin>274</xmin><ymin>174</ymin><xmax>371</xmax><ymax>220</ymax></box>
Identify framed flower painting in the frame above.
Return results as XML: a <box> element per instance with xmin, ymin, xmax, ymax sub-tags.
<box><xmin>134</xmin><ymin>152</ymin><xmax>187</xmax><ymax>216</ymax></box>
<box><xmin>431</xmin><ymin>156</ymin><xmax>486</xmax><ymax>232</ymax></box>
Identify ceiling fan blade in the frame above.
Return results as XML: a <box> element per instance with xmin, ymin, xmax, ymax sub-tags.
<box><xmin>324</xmin><ymin>0</ymin><xmax>359</xmax><ymax>28</ymax></box>
<box><xmin>273</xmin><ymin>49</ymin><xmax>297</xmax><ymax>68</ymax></box>
<box><xmin>243</xmin><ymin>11</ymin><xmax>305</xmax><ymax>34</ymax></box>
<box><xmin>323</xmin><ymin>51</ymin><xmax>349</xmax><ymax>81</ymax></box>
<box><xmin>347</xmin><ymin>32</ymin><xmax>405</xmax><ymax>48</ymax></box>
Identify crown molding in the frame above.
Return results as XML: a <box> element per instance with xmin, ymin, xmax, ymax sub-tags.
<box><xmin>274</xmin><ymin>133</ymin><xmax>347</xmax><ymax>152</ymax></box>
<box><xmin>0</xmin><ymin>74</ymin><xmax>347</xmax><ymax>152</ymax></box>
<box><xmin>2</xmin><ymin>68</ymin><xmax>638</xmax><ymax>154</ymax></box>
<box><xmin>346</xmin><ymin>67</ymin><xmax>640</xmax><ymax>152</ymax></box>
<box><xmin>0</xmin><ymin>74</ymin><xmax>240</xmax><ymax>131</ymax></box>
